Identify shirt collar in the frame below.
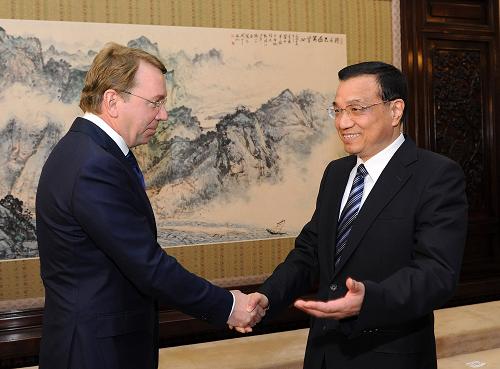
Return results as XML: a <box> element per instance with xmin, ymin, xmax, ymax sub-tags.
<box><xmin>83</xmin><ymin>112</ymin><xmax>129</xmax><ymax>156</ymax></box>
<box><xmin>356</xmin><ymin>133</ymin><xmax>405</xmax><ymax>182</ymax></box>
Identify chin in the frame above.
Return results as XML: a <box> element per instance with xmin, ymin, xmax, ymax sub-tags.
<box><xmin>343</xmin><ymin>145</ymin><xmax>360</xmax><ymax>155</ymax></box>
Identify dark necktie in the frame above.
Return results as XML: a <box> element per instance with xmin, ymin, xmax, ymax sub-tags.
<box><xmin>125</xmin><ymin>150</ymin><xmax>146</xmax><ymax>189</ymax></box>
<box><xmin>335</xmin><ymin>164</ymin><xmax>368</xmax><ymax>267</ymax></box>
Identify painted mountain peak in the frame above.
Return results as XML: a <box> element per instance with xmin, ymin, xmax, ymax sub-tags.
<box><xmin>0</xmin><ymin>24</ymin><xmax>340</xmax><ymax>258</ymax></box>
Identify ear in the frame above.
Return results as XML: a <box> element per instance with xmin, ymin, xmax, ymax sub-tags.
<box><xmin>102</xmin><ymin>89</ymin><xmax>120</xmax><ymax>118</ymax></box>
<box><xmin>390</xmin><ymin>99</ymin><xmax>405</xmax><ymax>127</ymax></box>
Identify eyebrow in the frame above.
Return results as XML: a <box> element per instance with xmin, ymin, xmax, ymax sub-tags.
<box><xmin>152</xmin><ymin>94</ymin><xmax>167</xmax><ymax>101</ymax></box>
<box><xmin>333</xmin><ymin>99</ymin><xmax>364</xmax><ymax>106</ymax></box>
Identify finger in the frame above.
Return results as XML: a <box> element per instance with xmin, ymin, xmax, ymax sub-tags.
<box><xmin>244</xmin><ymin>309</ymin><xmax>263</xmax><ymax>327</ymax></box>
<box><xmin>247</xmin><ymin>293</ymin><xmax>265</xmax><ymax>312</ymax></box>
<box><xmin>246</xmin><ymin>294</ymin><xmax>258</xmax><ymax>312</ymax></box>
<box><xmin>247</xmin><ymin>304</ymin><xmax>267</xmax><ymax>323</ymax></box>
<box><xmin>294</xmin><ymin>303</ymin><xmax>332</xmax><ymax>318</ymax></box>
<box><xmin>295</xmin><ymin>299</ymin><xmax>330</xmax><ymax>312</ymax></box>
<box><xmin>259</xmin><ymin>295</ymin><xmax>269</xmax><ymax>310</ymax></box>
<box><xmin>248</xmin><ymin>317</ymin><xmax>261</xmax><ymax>327</ymax></box>
<box><xmin>346</xmin><ymin>277</ymin><xmax>358</xmax><ymax>292</ymax></box>
<box><xmin>254</xmin><ymin>305</ymin><xmax>266</xmax><ymax>318</ymax></box>
<box><xmin>248</xmin><ymin>313</ymin><xmax>263</xmax><ymax>327</ymax></box>
<box><xmin>347</xmin><ymin>277</ymin><xmax>365</xmax><ymax>296</ymax></box>
<box><xmin>234</xmin><ymin>326</ymin><xmax>253</xmax><ymax>333</ymax></box>
<box><xmin>296</xmin><ymin>302</ymin><xmax>346</xmax><ymax>319</ymax></box>
<box><xmin>251</xmin><ymin>316</ymin><xmax>262</xmax><ymax>326</ymax></box>
<box><xmin>294</xmin><ymin>299</ymin><xmax>310</xmax><ymax>311</ymax></box>
<box><xmin>297</xmin><ymin>299</ymin><xmax>346</xmax><ymax>316</ymax></box>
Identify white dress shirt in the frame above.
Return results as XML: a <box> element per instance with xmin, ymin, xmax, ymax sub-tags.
<box><xmin>338</xmin><ymin>133</ymin><xmax>405</xmax><ymax>219</ymax></box>
<box><xmin>83</xmin><ymin>112</ymin><xmax>130</xmax><ymax>156</ymax></box>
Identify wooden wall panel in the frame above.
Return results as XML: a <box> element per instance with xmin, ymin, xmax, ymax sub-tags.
<box><xmin>401</xmin><ymin>0</ymin><xmax>500</xmax><ymax>306</ymax></box>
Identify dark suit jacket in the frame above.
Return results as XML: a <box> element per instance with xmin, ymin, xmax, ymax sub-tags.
<box><xmin>259</xmin><ymin>137</ymin><xmax>467</xmax><ymax>369</ymax></box>
<box><xmin>36</xmin><ymin>118</ymin><xmax>233</xmax><ymax>369</ymax></box>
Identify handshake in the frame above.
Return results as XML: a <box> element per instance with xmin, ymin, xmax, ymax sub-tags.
<box><xmin>226</xmin><ymin>278</ymin><xmax>366</xmax><ymax>333</ymax></box>
<box><xmin>227</xmin><ymin>291</ymin><xmax>269</xmax><ymax>333</ymax></box>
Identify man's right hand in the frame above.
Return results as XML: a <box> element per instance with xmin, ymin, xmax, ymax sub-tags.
<box><xmin>227</xmin><ymin>290</ymin><xmax>268</xmax><ymax>333</ymax></box>
<box><xmin>247</xmin><ymin>292</ymin><xmax>269</xmax><ymax>314</ymax></box>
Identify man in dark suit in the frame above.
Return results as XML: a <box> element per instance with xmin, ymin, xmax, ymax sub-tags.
<box><xmin>36</xmin><ymin>43</ymin><xmax>263</xmax><ymax>369</ymax></box>
<box><xmin>247</xmin><ymin>61</ymin><xmax>467</xmax><ymax>368</ymax></box>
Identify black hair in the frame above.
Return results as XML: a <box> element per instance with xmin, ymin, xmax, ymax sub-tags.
<box><xmin>338</xmin><ymin>61</ymin><xmax>408</xmax><ymax>123</ymax></box>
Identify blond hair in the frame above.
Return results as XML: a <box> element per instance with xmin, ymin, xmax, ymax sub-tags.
<box><xmin>79</xmin><ymin>42</ymin><xmax>167</xmax><ymax>113</ymax></box>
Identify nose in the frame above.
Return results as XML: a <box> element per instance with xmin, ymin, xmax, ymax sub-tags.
<box><xmin>336</xmin><ymin>111</ymin><xmax>354</xmax><ymax>129</ymax></box>
<box><xmin>156</xmin><ymin>106</ymin><xmax>168</xmax><ymax>121</ymax></box>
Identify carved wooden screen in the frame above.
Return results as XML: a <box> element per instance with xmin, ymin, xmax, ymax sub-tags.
<box><xmin>401</xmin><ymin>0</ymin><xmax>500</xmax><ymax>305</ymax></box>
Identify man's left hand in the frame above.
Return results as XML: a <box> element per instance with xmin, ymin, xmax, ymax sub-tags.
<box><xmin>294</xmin><ymin>277</ymin><xmax>365</xmax><ymax>319</ymax></box>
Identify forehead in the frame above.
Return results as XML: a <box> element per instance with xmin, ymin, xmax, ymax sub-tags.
<box><xmin>335</xmin><ymin>75</ymin><xmax>381</xmax><ymax>104</ymax></box>
<box><xmin>134</xmin><ymin>61</ymin><xmax>167</xmax><ymax>94</ymax></box>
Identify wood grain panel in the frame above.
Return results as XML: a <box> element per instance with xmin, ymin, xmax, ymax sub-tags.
<box><xmin>401</xmin><ymin>0</ymin><xmax>500</xmax><ymax>307</ymax></box>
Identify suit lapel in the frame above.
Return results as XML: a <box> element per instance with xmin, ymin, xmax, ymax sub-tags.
<box><xmin>332</xmin><ymin>138</ymin><xmax>417</xmax><ymax>276</ymax></box>
<box><xmin>324</xmin><ymin>156</ymin><xmax>357</xmax><ymax>277</ymax></box>
<box><xmin>69</xmin><ymin>118</ymin><xmax>157</xmax><ymax>232</ymax></box>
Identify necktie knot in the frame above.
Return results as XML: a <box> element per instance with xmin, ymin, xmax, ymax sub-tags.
<box><xmin>125</xmin><ymin>150</ymin><xmax>136</xmax><ymax>164</ymax></box>
<box><xmin>125</xmin><ymin>150</ymin><xmax>146</xmax><ymax>189</ymax></box>
<box><xmin>356</xmin><ymin>163</ymin><xmax>368</xmax><ymax>178</ymax></box>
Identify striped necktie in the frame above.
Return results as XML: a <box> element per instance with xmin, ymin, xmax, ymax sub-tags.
<box><xmin>335</xmin><ymin>164</ymin><xmax>368</xmax><ymax>267</ymax></box>
<box><xmin>125</xmin><ymin>150</ymin><xmax>146</xmax><ymax>189</ymax></box>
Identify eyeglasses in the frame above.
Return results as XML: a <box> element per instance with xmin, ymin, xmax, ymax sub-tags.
<box><xmin>327</xmin><ymin>101</ymin><xmax>390</xmax><ymax>120</ymax></box>
<box><xmin>122</xmin><ymin>91</ymin><xmax>167</xmax><ymax>110</ymax></box>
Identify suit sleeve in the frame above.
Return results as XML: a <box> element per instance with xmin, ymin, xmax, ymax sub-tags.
<box><xmin>351</xmin><ymin>158</ymin><xmax>467</xmax><ymax>334</ymax></box>
<box><xmin>257</xmin><ymin>163</ymin><xmax>333</xmax><ymax>314</ymax></box>
<box><xmin>71</xmin><ymin>154</ymin><xmax>232</xmax><ymax>325</ymax></box>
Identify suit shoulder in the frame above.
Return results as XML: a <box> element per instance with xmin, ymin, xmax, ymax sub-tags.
<box><xmin>415</xmin><ymin>147</ymin><xmax>464</xmax><ymax>176</ymax></box>
<box><xmin>315</xmin><ymin>156</ymin><xmax>355</xmax><ymax>193</ymax></box>
<box><xmin>328</xmin><ymin>155</ymin><xmax>355</xmax><ymax>170</ymax></box>
<box><xmin>416</xmin><ymin>147</ymin><xmax>461</xmax><ymax>166</ymax></box>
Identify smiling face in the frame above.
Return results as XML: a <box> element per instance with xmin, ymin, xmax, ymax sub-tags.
<box><xmin>116</xmin><ymin>61</ymin><xmax>168</xmax><ymax>148</ymax></box>
<box><xmin>334</xmin><ymin>74</ymin><xmax>404</xmax><ymax>161</ymax></box>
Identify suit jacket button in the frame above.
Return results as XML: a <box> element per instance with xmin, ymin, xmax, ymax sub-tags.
<box><xmin>329</xmin><ymin>283</ymin><xmax>338</xmax><ymax>292</ymax></box>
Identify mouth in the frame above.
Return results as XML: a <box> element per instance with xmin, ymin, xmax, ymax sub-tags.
<box><xmin>341</xmin><ymin>133</ymin><xmax>361</xmax><ymax>141</ymax></box>
<box><xmin>146</xmin><ymin>122</ymin><xmax>159</xmax><ymax>132</ymax></box>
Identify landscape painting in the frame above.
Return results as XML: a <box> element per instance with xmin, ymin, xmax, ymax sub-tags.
<box><xmin>0</xmin><ymin>19</ymin><xmax>347</xmax><ymax>259</ymax></box>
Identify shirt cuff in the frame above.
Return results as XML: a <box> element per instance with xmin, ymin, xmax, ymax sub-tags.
<box><xmin>228</xmin><ymin>291</ymin><xmax>236</xmax><ymax>321</ymax></box>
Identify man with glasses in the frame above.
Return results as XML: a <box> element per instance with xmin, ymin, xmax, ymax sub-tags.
<box><xmin>36</xmin><ymin>43</ymin><xmax>264</xmax><ymax>369</ymax></box>
<box><xmin>247</xmin><ymin>61</ymin><xmax>467</xmax><ymax>369</ymax></box>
